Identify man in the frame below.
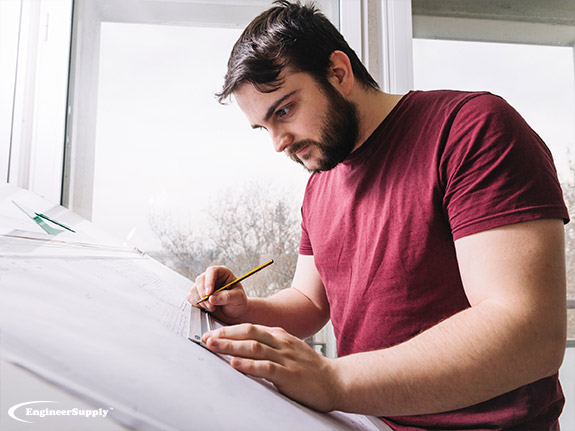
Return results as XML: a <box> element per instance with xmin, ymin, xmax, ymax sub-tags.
<box><xmin>187</xmin><ymin>1</ymin><xmax>569</xmax><ymax>429</ymax></box>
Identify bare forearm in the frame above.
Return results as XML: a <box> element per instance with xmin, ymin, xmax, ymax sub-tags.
<box><xmin>331</xmin><ymin>301</ymin><xmax>565</xmax><ymax>416</ymax></box>
<box><xmin>229</xmin><ymin>287</ymin><xmax>329</xmax><ymax>339</ymax></box>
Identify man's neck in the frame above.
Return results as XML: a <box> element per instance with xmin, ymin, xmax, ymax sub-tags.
<box><xmin>352</xmin><ymin>90</ymin><xmax>404</xmax><ymax>152</ymax></box>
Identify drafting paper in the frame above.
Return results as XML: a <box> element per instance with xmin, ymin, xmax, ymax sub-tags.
<box><xmin>0</xmin><ymin>184</ymin><xmax>390</xmax><ymax>431</ymax></box>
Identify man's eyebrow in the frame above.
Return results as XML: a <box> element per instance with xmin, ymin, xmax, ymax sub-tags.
<box><xmin>251</xmin><ymin>90</ymin><xmax>298</xmax><ymax>129</ymax></box>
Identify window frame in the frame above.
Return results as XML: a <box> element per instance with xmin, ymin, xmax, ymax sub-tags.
<box><xmin>6</xmin><ymin>0</ymin><xmax>412</xmax><ymax>211</ymax></box>
<box><xmin>340</xmin><ymin>0</ymin><xmax>413</xmax><ymax>94</ymax></box>
<box><xmin>4</xmin><ymin>0</ymin><xmax>73</xmax><ymax>204</ymax></box>
<box><xmin>61</xmin><ymin>0</ymin><xmax>343</xmax><ymax>220</ymax></box>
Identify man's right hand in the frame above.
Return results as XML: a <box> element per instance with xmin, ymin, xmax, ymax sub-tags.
<box><xmin>186</xmin><ymin>265</ymin><xmax>249</xmax><ymax>323</ymax></box>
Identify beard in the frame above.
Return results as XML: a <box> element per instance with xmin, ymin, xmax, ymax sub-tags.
<box><xmin>286</xmin><ymin>79</ymin><xmax>359</xmax><ymax>173</ymax></box>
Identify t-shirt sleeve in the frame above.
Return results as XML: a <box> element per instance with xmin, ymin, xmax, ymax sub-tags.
<box><xmin>440</xmin><ymin>93</ymin><xmax>569</xmax><ymax>240</ymax></box>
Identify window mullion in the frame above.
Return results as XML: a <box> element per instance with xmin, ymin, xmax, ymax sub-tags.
<box><xmin>339</xmin><ymin>0</ymin><xmax>414</xmax><ymax>94</ymax></box>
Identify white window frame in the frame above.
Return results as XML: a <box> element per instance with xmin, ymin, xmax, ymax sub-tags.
<box><xmin>7</xmin><ymin>0</ymin><xmax>73</xmax><ymax>204</ymax></box>
<box><xmin>340</xmin><ymin>0</ymin><xmax>413</xmax><ymax>94</ymax></box>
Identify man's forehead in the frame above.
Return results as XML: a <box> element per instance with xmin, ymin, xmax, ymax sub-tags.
<box><xmin>233</xmin><ymin>68</ymin><xmax>308</xmax><ymax>102</ymax></box>
<box><xmin>233</xmin><ymin>81</ymin><xmax>266</xmax><ymax>100</ymax></box>
<box><xmin>233</xmin><ymin>82</ymin><xmax>275</xmax><ymax>118</ymax></box>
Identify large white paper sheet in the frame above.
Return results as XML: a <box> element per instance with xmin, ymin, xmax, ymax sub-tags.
<box><xmin>0</xmin><ymin>184</ymin><xmax>390</xmax><ymax>431</ymax></box>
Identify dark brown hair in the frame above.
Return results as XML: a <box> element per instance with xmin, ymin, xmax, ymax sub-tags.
<box><xmin>216</xmin><ymin>0</ymin><xmax>379</xmax><ymax>103</ymax></box>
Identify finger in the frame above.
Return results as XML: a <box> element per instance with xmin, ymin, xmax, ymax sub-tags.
<box><xmin>203</xmin><ymin>324</ymin><xmax>284</xmax><ymax>349</ymax></box>
<box><xmin>186</xmin><ymin>291</ymin><xmax>195</xmax><ymax>304</ymax></box>
<box><xmin>204</xmin><ymin>337</ymin><xmax>283</xmax><ymax>363</ymax></box>
<box><xmin>229</xmin><ymin>357</ymin><xmax>285</xmax><ymax>383</ymax></box>
<box><xmin>204</xmin><ymin>266</ymin><xmax>235</xmax><ymax>296</ymax></box>
<box><xmin>187</xmin><ymin>273</ymin><xmax>205</xmax><ymax>302</ymax></box>
<box><xmin>197</xmin><ymin>266</ymin><xmax>232</xmax><ymax>311</ymax></box>
<box><xmin>188</xmin><ymin>273</ymin><xmax>216</xmax><ymax>311</ymax></box>
<box><xmin>201</xmin><ymin>299</ymin><xmax>216</xmax><ymax>313</ymax></box>
<box><xmin>208</xmin><ymin>286</ymin><xmax>246</xmax><ymax>306</ymax></box>
<box><xmin>187</xmin><ymin>281</ymin><xmax>202</xmax><ymax>306</ymax></box>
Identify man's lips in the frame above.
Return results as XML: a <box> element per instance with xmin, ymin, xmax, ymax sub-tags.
<box><xmin>295</xmin><ymin>144</ymin><xmax>310</xmax><ymax>158</ymax></box>
<box><xmin>287</xmin><ymin>141</ymin><xmax>317</xmax><ymax>165</ymax></box>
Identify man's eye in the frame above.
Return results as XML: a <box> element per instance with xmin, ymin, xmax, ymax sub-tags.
<box><xmin>276</xmin><ymin>104</ymin><xmax>292</xmax><ymax>119</ymax></box>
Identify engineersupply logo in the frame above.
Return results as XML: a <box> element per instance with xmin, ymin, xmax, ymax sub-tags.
<box><xmin>8</xmin><ymin>401</ymin><xmax>112</xmax><ymax>423</ymax></box>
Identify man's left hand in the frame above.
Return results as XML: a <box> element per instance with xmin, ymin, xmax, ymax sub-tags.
<box><xmin>202</xmin><ymin>323</ymin><xmax>340</xmax><ymax>412</ymax></box>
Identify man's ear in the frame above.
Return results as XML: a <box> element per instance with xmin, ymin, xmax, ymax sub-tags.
<box><xmin>328</xmin><ymin>50</ymin><xmax>354</xmax><ymax>96</ymax></box>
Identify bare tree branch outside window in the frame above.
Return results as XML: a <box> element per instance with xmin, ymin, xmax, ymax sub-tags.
<box><xmin>149</xmin><ymin>183</ymin><xmax>300</xmax><ymax>298</ymax></box>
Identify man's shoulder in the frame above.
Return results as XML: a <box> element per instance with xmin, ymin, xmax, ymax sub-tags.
<box><xmin>401</xmin><ymin>90</ymin><xmax>519</xmax><ymax>132</ymax></box>
<box><xmin>404</xmin><ymin>89</ymin><xmax>495</xmax><ymax>111</ymax></box>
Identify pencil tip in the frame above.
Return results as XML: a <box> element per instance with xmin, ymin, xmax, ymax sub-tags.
<box><xmin>196</xmin><ymin>297</ymin><xmax>207</xmax><ymax>305</ymax></box>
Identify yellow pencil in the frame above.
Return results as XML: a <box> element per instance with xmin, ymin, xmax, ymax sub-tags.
<box><xmin>196</xmin><ymin>259</ymin><xmax>274</xmax><ymax>304</ymax></box>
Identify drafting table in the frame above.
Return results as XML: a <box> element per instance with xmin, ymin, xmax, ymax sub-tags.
<box><xmin>0</xmin><ymin>184</ymin><xmax>390</xmax><ymax>431</ymax></box>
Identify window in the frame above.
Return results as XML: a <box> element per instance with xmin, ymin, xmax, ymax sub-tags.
<box><xmin>412</xmin><ymin>4</ymin><xmax>575</xmax><ymax>427</ymax></box>
<box><xmin>64</xmin><ymin>0</ymin><xmax>340</xmax><ymax>358</ymax></box>
<box><xmin>1</xmin><ymin>0</ymin><xmax>72</xmax><ymax>202</ymax></box>
<box><xmin>413</xmin><ymin>30</ymin><xmax>575</xmax><ymax>349</ymax></box>
<box><xmin>64</xmin><ymin>0</ymin><xmax>338</xmax><ymax>252</ymax></box>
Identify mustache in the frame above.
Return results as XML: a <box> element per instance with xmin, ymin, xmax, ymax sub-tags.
<box><xmin>286</xmin><ymin>140</ymin><xmax>319</xmax><ymax>159</ymax></box>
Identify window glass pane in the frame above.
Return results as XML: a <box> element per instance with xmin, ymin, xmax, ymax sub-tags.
<box><xmin>66</xmin><ymin>0</ymin><xmax>339</xmax><ymax>357</ymax></box>
<box><xmin>93</xmin><ymin>23</ymin><xmax>311</xmax><ymax>251</ymax></box>
<box><xmin>67</xmin><ymin>1</ymin><xmax>333</xmax><ymax>294</ymax></box>
<box><xmin>413</xmin><ymin>38</ymin><xmax>575</xmax><ymax>341</ymax></box>
<box><xmin>92</xmin><ymin>21</ymin><xmax>314</xmax><ymax>290</ymax></box>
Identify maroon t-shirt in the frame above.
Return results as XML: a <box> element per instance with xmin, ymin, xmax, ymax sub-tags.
<box><xmin>299</xmin><ymin>91</ymin><xmax>569</xmax><ymax>430</ymax></box>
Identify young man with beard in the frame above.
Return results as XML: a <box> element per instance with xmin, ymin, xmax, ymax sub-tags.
<box><xmin>187</xmin><ymin>1</ymin><xmax>570</xmax><ymax>429</ymax></box>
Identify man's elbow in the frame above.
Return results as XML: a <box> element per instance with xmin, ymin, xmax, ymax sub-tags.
<box><xmin>545</xmin><ymin>333</ymin><xmax>566</xmax><ymax>376</ymax></box>
<box><xmin>511</xmin><ymin>301</ymin><xmax>567</xmax><ymax>381</ymax></box>
<box><xmin>535</xmin><ymin>319</ymin><xmax>566</xmax><ymax>378</ymax></box>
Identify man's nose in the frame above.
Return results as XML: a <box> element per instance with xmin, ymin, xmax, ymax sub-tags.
<box><xmin>271</xmin><ymin>130</ymin><xmax>293</xmax><ymax>153</ymax></box>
